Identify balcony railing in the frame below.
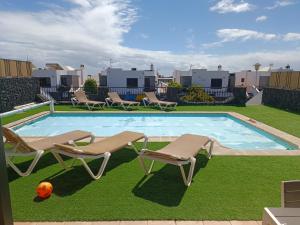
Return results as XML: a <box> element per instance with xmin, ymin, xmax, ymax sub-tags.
<box><xmin>40</xmin><ymin>86</ymin><xmax>234</xmax><ymax>104</ymax></box>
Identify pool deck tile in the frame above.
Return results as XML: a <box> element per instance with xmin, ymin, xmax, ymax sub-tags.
<box><xmin>90</xmin><ymin>222</ymin><xmax>120</xmax><ymax>225</ymax></box>
<box><xmin>203</xmin><ymin>221</ymin><xmax>231</xmax><ymax>225</ymax></box>
<box><xmin>176</xmin><ymin>221</ymin><xmax>204</xmax><ymax>225</ymax></box>
<box><xmin>15</xmin><ymin>221</ymin><xmax>263</xmax><ymax>225</ymax></box>
<box><xmin>120</xmin><ymin>221</ymin><xmax>148</xmax><ymax>225</ymax></box>
<box><xmin>148</xmin><ymin>221</ymin><xmax>176</xmax><ymax>225</ymax></box>
<box><xmin>230</xmin><ymin>221</ymin><xmax>260</xmax><ymax>225</ymax></box>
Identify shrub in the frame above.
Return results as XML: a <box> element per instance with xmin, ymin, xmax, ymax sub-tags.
<box><xmin>181</xmin><ymin>86</ymin><xmax>214</xmax><ymax>103</ymax></box>
<box><xmin>136</xmin><ymin>94</ymin><xmax>145</xmax><ymax>102</ymax></box>
<box><xmin>84</xmin><ymin>79</ymin><xmax>97</xmax><ymax>94</ymax></box>
<box><xmin>168</xmin><ymin>81</ymin><xmax>182</xmax><ymax>88</ymax></box>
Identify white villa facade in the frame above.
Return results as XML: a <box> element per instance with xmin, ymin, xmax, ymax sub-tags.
<box><xmin>99</xmin><ymin>66</ymin><xmax>156</xmax><ymax>93</ymax></box>
<box><xmin>173</xmin><ymin>67</ymin><xmax>230</xmax><ymax>89</ymax></box>
<box><xmin>234</xmin><ymin>70</ymin><xmax>271</xmax><ymax>89</ymax></box>
<box><xmin>32</xmin><ymin>63</ymin><xmax>87</xmax><ymax>87</ymax></box>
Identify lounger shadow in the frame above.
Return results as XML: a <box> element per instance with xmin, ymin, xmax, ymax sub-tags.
<box><xmin>42</xmin><ymin>147</ymin><xmax>137</xmax><ymax>197</ymax></box>
<box><xmin>132</xmin><ymin>154</ymin><xmax>209</xmax><ymax>207</ymax></box>
<box><xmin>7</xmin><ymin>152</ymin><xmax>61</xmax><ymax>182</ymax></box>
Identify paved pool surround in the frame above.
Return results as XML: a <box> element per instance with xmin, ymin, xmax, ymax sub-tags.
<box><xmin>5</xmin><ymin>111</ymin><xmax>300</xmax><ymax>156</ymax></box>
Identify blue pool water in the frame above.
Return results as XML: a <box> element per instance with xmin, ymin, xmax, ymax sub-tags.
<box><xmin>14</xmin><ymin>113</ymin><xmax>295</xmax><ymax>150</ymax></box>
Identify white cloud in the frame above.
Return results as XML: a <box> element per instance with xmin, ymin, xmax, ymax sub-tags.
<box><xmin>256</xmin><ymin>15</ymin><xmax>268</xmax><ymax>22</ymax></box>
<box><xmin>0</xmin><ymin>0</ymin><xmax>300</xmax><ymax>74</ymax></box>
<box><xmin>202</xmin><ymin>29</ymin><xmax>278</xmax><ymax>49</ymax></box>
<box><xmin>139</xmin><ymin>33</ymin><xmax>149</xmax><ymax>39</ymax></box>
<box><xmin>217</xmin><ymin>29</ymin><xmax>278</xmax><ymax>42</ymax></box>
<box><xmin>66</xmin><ymin>0</ymin><xmax>92</xmax><ymax>8</ymax></box>
<box><xmin>266</xmin><ymin>0</ymin><xmax>296</xmax><ymax>10</ymax></box>
<box><xmin>210</xmin><ymin>0</ymin><xmax>254</xmax><ymax>14</ymax></box>
<box><xmin>283</xmin><ymin>33</ymin><xmax>300</xmax><ymax>41</ymax></box>
<box><xmin>185</xmin><ymin>29</ymin><xmax>196</xmax><ymax>50</ymax></box>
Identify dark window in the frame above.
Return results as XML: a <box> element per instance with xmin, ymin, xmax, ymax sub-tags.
<box><xmin>61</xmin><ymin>77</ymin><xmax>68</xmax><ymax>86</ymax></box>
<box><xmin>144</xmin><ymin>77</ymin><xmax>150</xmax><ymax>88</ymax></box>
<box><xmin>127</xmin><ymin>78</ymin><xmax>138</xmax><ymax>88</ymax></box>
<box><xmin>241</xmin><ymin>78</ymin><xmax>245</xmax><ymax>82</ymax></box>
<box><xmin>39</xmin><ymin>77</ymin><xmax>51</xmax><ymax>87</ymax></box>
<box><xmin>100</xmin><ymin>76</ymin><xmax>107</xmax><ymax>87</ymax></box>
<box><xmin>210</xmin><ymin>79</ymin><xmax>222</xmax><ymax>89</ymax></box>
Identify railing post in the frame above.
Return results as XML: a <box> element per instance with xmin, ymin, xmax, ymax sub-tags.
<box><xmin>0</xmin><ymin>120</ymin><xmax>14</xmax><ymax>225</ymax></box>
<box><xmin>50</xmin><ymin>100</ymin><xmax>55</xmax><ymax>113</ymax></box>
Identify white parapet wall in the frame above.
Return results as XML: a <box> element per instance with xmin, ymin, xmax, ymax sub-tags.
<box><xmin>246</xmin><ymin>91</ymin><xmax>263</xmax><ymax>106</ymax></box>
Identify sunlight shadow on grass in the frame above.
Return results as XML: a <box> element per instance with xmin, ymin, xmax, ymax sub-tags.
<box><xmin>132</xmin><ymin>154</ymin><xmax>209</xmax><ymax>206</ymax></box>
<box><xmin>43</xmin><ymin>148</ymin><xmax>138</xmax><ymax>197</ymax></box>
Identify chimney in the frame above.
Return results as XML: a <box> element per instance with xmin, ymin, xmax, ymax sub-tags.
<box><xmin>150</xmin><ymin>64</ymin><xmax>154</xmax><ymax>71</ymax></box>
<box><xmin>80</xmin><ymin>65</ymin><xmax>84</xmax><ymax>85</ymax></box>
<box><xmin>254</xmin><ymin>63</ymin><xmax>261</xmax><ymax>71</ymax></box>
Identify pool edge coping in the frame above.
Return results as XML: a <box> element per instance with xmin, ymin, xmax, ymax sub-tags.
<box><xmin>5</xmin><ymin>110</ymin><xmax>300</xmax><ymax>156</ymax></box>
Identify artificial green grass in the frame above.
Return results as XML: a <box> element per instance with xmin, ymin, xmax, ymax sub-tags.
<box><xmin>2</xmin><ymin>104</ymin><xmax>300</xmax><ymax>138</ymax></box>
<box><xmin>8</xmin><ymin>142</ymin><xmax>300</xmax><ymax>221</ymax></box>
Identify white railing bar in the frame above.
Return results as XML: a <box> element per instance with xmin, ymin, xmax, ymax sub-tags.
<box><xmin>0</xmin><ymin>101</ymin><xmax>54</xmax><ymax>119</ymax></box>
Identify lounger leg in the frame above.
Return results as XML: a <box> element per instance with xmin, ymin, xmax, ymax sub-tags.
<box><xmin>179</xmin><ymin>157</ymin><xmax>196</xmax><ymax>186</ymax></box>
<box><xmin>79</xmin><ymin>152</ymin><xmax>111</xmax><ymax>180</ymax></box>
<box><xmin>127</xmin><ymin>136</ymin><xmax>148</xmax><ymax>155</ymax></box>
<box><xmin>86</xmin><ymin>103</ymin><xmax>91</xmax><ymax>110</ymax></box>
<box><xmin>51</xmin><ymin>152</ymin><xmax>69</xmax><ymax>170</ymax></box>
<box><xmin>207</xmin><ymin>140</ymin><xmax>214</xmax><ymax>159</ymax></box>
<box><xmin>105</xmin><ymin>98</ymin><xmax>110</xmax><ymax>107</ymax></box>
<box><xmin>138</xmin><ymin>156</ymin><xmax>155</xmax><ymax>175</ymax></box>
<box><xmin>6</xmin><ymin>150</ymin><xmax>44</xmax><ymax>177</ymax></box>
<box><xmin>90</xmin><ymin>135</ymin><xmax>96</xmax><ymax>144</ymax></box>
<box><xmin>142</xmin><ymin>99</ymin><xmax>148</xmax><ymax>107</ymax></box>
<box><xmin>143</xmin><ymin>136</ymin><xmax>148</xmax><ymax>149</ymax></box>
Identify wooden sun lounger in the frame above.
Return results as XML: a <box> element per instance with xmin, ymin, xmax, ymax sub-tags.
<box><xmin>105</xmin><ymin>92</ymin><xmax>140</xmax><ymax>110</ymax></box>
<box><xmin>3</xmin><ymin>127</ymin><xmax>93</xmax><ymax>176</ymax></box>
<box><xmin>262</xmin><ymin>180</ymin><xmax>300</xmax><ymax>225</ymax></box>
<box><xmin>53</xmin><ymin>131</ymin><xmax>148</xmax><ymax>180</ymax></box>
<box><xmin>72</xmin><ymin>90</ymin><xmax>106</xmax><ymax>110</ymax></box>
<box><xmin>143</xmin><ymin>92</ymin><xmax>177</xmax><ymax>110</ymax></box>
<box><xmin>263</xmin><ymin>208</ymin><xmax>300</xmax><ymax>225</ymax></box>
<box><xmin>281</xmin><ymin>180</ymin><xmax>300</xmax><ymax>208</ymax></box>
<box><xmin>138</xmin><ymin>134</ymin><xmax>214</xmax><ymax>186</ymax></box>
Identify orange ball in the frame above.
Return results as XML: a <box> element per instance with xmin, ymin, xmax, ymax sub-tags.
<box><xmin>36</xmin><ymin>182</ymin><xmax>53</xmax><ymax>199</ymax></box>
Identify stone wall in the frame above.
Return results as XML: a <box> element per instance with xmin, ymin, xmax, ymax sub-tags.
<box><xmin>262</xmin><ymin>87</ymin><xmax>300</xmax><ymax>112</ymax></box>
<box><xmin>0</xmin><ymin>77</ymin><xmax>40</xmax><ymax>113</ymax></box>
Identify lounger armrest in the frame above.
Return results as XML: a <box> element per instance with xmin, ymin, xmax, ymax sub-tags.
<box><xmin>105</xmin><ymin>97</ymin><xmax>112</xmax><ymax>103</ymax></box>
<box><xmin>140</xmin><ymin>149</ymin><xmax>187</xmax><ymax>161</ymax></box>
<box><xmin>54</xmin><ymin>144</ymin><xmax>84</xmax><ymax>154</ymax></box>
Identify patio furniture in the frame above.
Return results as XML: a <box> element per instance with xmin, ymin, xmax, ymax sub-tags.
<box><xmin>3</xmin><ymin>127</ymin><xmax>93</xmax><ymax>177</ymax></box>
<box><xmin>143</xmin><ymin>92</ymin><xmax>177</xmax><ymax>110</ymax></box>
<box><xmin>262</xmin><ymin>208</ymin><xmax>300</xmax><ymax>225</ymax></box>
<box><xmin>262</xmin><ymin>180</ymin><xmax>300</xmax><ymax>225</ymax></box>
<box><xmin>105</xmin><ymin>92</ymin><xmax>140</xmax><ymax>110</ymax></box>
<box><xmin>53</xmin><ymin>131</ymin><xmax>148</xmax><ymax>180</ymax></box>
<box><xmin>281</xmin><ymin>180</ymin><xmax>300</xmax><ymax>208</ymax></box>
<box><xmin>72</xmin><ymin>90</ymin><xmax>106</xmax><ymax>110</ymax></box>
<box><xmin>138</xmin><ymin>134</ymin><xmax>214</xmax><ymax>186</ymax></box>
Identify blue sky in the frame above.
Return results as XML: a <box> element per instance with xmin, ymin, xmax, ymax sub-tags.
<box><xmin>0</xmin><ymin>0</ymin><xmax>300</xmax><ymax>74</ymax></box>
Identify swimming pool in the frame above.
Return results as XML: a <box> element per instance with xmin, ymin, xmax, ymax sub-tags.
<box><xmin>13</xmin><ymin>113</ymin><xmax>296</xmax><ymax>150</ymax></box>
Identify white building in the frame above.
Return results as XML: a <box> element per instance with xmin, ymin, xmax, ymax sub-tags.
<box><xmin>173</xmin><ymin>66</ymin><xmax>230</xmax><ymax>89</ymax></box>
<box><xmin>100</xmin><ymin>65</ymin><xmax>156</xmax><ymax>93</ymax></box>
<box><xmin>32</xmin><ymin>63</ymin><xmax>87</xmax><ymax>87</ymax></box>
<box><xmin>234</xmin><ymin>70</ymin><xmax>271</xmax><ymax>90</ymax></box>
